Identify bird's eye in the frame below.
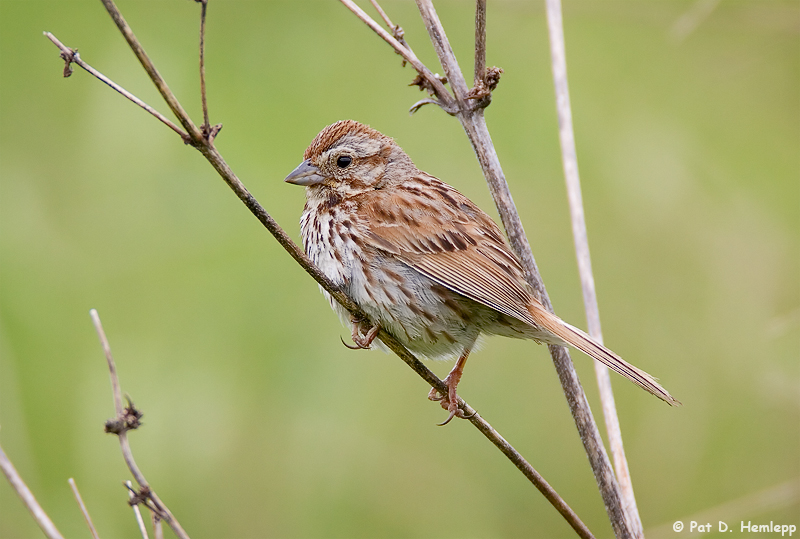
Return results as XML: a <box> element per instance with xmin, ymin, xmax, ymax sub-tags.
<box><xmin>336</xmin><ymin>155</ymin><xmax>352</xmax><ymax>168</ymax></box>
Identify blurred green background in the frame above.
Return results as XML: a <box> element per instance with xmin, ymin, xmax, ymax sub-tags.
<box><xmin>1</xmin><ymin>1</ymin><xmax>797</xmax><ymax>537</ymax></box>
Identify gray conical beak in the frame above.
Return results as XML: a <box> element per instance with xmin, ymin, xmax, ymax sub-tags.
<box><xmin>285</xmin><ymin>159</ymin><xmax>326</xmax><ymax>186</ymax></box>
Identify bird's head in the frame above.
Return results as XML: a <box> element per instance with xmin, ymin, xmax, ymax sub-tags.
<box><xmin>285</xmin><ymin>120</ymin><xmax>415</xmax><ymax>197</ymax></box>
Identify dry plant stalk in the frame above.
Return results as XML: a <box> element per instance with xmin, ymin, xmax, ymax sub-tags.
<box><xmin>68</xmin><ymin>478</ymin><xmax>100</xmax><ymax>539</ymax></box>
<box><xmin>0</xmin><ymin>442</ymin><xmax>65</xmax><ymax>539</ymax></box>
<box><xmin>544</xmin><ymin>0</ymin><xmax>644</xmax><ymax>536</ymax></box>
<box><xmin>90</xmin><ymin>309</ymin><xmax>191</xmax><ymax>539</ymax></box>
<box><xmin>38</xmin><ymin>0</ymin><xmax>596</xmax><ymax>537</ymax></box>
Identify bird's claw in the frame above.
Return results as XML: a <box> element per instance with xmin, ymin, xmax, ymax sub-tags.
<box><xmin>428</xmin><ymin>375</ymin><xmax>474</xmax><ymax>426</ymax></box>
<box><xmin>344</xmin><ymin>318</ymin><xmax>379</xmax><ymax>350</ymax></box>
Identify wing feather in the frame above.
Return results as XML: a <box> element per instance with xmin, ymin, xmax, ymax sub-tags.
<box><xmin>358</xmin><ymin>176</ymin><xmax>537</xmax><ymax>327</ymax></box>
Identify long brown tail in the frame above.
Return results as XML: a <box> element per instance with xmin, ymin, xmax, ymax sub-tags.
<box><xmin>531</xmin><ymin>305</ymin><xmax>681</xmax><ymax>406</ymax></box>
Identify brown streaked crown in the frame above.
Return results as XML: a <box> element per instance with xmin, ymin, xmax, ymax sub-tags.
<box><xmin>303</xmin><ymin>120</ymin><xmax>392</xmax><ymax>161</ymax></box>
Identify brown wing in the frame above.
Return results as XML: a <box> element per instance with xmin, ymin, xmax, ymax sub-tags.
<box><xmin>357</xmin><ymin>175</ymin><xmax>681</xmax><ymax>406</ymax></box>
<box><xmin>357</xmin><ymin>175</ymin><xmax>538</xmax><ymax>327</ymax></box>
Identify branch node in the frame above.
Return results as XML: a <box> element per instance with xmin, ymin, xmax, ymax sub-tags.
<box><xmin>59</xmin><ymin>48</ymin><xmax>77</xmax><ymax>78</ymax></box>
<box><xmin>203</xmin><ymin>123</ymin><xmax>223</xmax><ymax>143</ymax></box>
<box><xmin>391</xmin><ymin>25</ymin><xmax>410</xmax><ymax>66</ymax></box>
<box><xmin>409</xmin><ymin>72</ymin><xmax>447</xmax><ymax>94</ymax></box>
<box><xmin>105</xmin><ymin>397</ymin><xmax>143</xmax><ymax>435</ymax></box>
<box><xmin>124</xmin><ymin>483</ymin><xmax>169</xmax><ymax>521</ymax></box>
<box><xmin>465</xmin><ymin>66</ymin><xmax>503</xmax><ymax>109</ymax></box>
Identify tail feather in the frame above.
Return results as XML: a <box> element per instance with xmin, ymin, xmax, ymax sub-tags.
<box><xmin>532</xmin><ymin>306</ymin><xmax>681</xmax><ymax>406</ymax></box>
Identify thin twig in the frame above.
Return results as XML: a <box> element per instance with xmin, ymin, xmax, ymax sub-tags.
<box><xmin>0</xmin><ymin>442</ymin><xmax>65</xmax><ymax>539</ymax></box>
<box><xmin>369</xmin><ymin>0</ymin><xmax>414</xmax><ymax>66</ymax></box>
<box><xmin>68</xmin><ymin>478</ymin><xmax>100</xmax><ymax>539</ymax></box>
<box><xmin>197</xmin><ymin>0</ymin><xmax>211</xmax><ymax>135</ymax></box>
<box><xmin>473</xmin><ymin>0</ymin><xmax>486</xmax><ymax>88</ymax></box>
<box><xmin>89</xmin><ymin>309</ymin><xmax>191</xmax><ymax>539</ymax></box>
<box><xmin>544</xmin><ymin>0</ymin><xmax>643</xmax><ymax>536</ymax></box>
<box><xmin>127</xmin><ymin>480</ymin><xmax>150</xmax><ymax>539</ymax></box>
<box><xmin>368</xmin><ymin>0</ymin><xmax>395</xmax><ymax>31</ymax></box>
<box><xmin>338</xmin><ymin>0</ymin><xmax>456</xmax><ymax>112</ymax></box>
<box><xmin>43</xmin><ymin>32</ymin><xmax>187</xmax><ymax>141</ymax></box>
<box><xmin>45</xmin><ymin>4</ymin><xmax>593</xmax><ymax>535</ymax></box>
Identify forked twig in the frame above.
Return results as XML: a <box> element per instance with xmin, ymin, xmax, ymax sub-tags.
<box><xmin>0</xmin><ymin>442</ymin><xmax>65</xmax><ymax>539</ymax></box>
<box><xmin>43</xmin><ymin>1</ymin><xmax>593</xmax><ymax>535</ymax></box>
<box><xmin>68</xmin><ymin>478</ymin><xmax>100</xmax><ymax>539</ymax></box>
<box><xmin>545</xmin><ymin>0</ymin><xmax>643</xmax><ymax>536</ymax></box>
<box><xmin>90</xmin><ymin>309</ymin><xmax>190</xmax><ymax>539</ymax></box>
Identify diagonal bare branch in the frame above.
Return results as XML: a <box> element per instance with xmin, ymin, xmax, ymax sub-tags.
<box><xmin>368</xmin><ymin>0</ymin><xmax>412</xmax><ymax>61</ymax></box>
<box><xmin>338</xmin><ymin>0</ymin><xmax>456</xmax><ymax>112</ymax></box>
<box><xmin>68</xmin><ymin>478</ymin><xmax>100</xmax><ymax>539</ymax></box>
<box><xmin>0</xmin><ymin>443</ymin><xmax>64</xmax><ymax>539</ymax></box>
<box><xmin>43</xmin><ymin>32</ymin><xmax>188</xmax><ymax>141</ymax></box>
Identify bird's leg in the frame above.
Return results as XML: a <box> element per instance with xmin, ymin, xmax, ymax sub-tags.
<box><xmin>428</xmin><ymin>349</ymin><xmax>474</xmax><ymax>425</ymax></box>
<box><xmin>344</xmin><ymin>316</ymin><xmax>379</xmax><ymax>350</ymax></box>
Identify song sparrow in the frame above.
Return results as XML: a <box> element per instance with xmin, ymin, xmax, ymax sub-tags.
<box><xmin>286</xmin><ymin>120</ymin><xmax>678</xmax><ymax>424</ymax></box>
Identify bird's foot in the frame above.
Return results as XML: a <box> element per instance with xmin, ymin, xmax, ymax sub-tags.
<box><xmin>343</xmin><ymin>317</ymin><xmax>379</xmax><ymax>350</ymax></box>
<box><xmin>428</xmin><ymin>373</ymin><xmax>474</xmax><ymax>426</ymax></box>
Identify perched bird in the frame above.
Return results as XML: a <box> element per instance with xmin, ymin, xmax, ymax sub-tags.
<box><xmin>286</xmin><ymin>120</ymin><xmax>679</xmax><ymax>424</ymax></box>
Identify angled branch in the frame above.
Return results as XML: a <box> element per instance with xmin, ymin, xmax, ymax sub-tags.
<box><xmin>338</xmin><ymin>0</ymin><xmax>457</xmax><ymax>113</ymax></box>
<box><xmin>369</xmin><ymin>0</ymin><xmax>413</xmax><ymax>63</ymax></box>
<box><xmin>43</xmin><ymin>32</ymin><xmax>188</xmax><ymax>141</ymax></box>
<box><xmin>0</xmin><ymin>443</ymin><xmax>64</xmax><ymax>539</ymax></box>
<box><xmin>68</xmin><ymin>478</ymin><xmax>100</xmax><ymax>539</ymax></box>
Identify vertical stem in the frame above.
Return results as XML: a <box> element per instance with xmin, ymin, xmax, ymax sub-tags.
<box><xmin>198</xmin><ymin>0</ymin><xmax>210</xmax><ymax>132</ymax></box>
<box><xmin>474</xmin><ymin>0</ymin><xmax>486</xmax><ymax>87</ymax></box>
<box><xmin>544</xmin><ymin>0</ymin><xmax>643</xmax><ymax>537</ymax></box>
